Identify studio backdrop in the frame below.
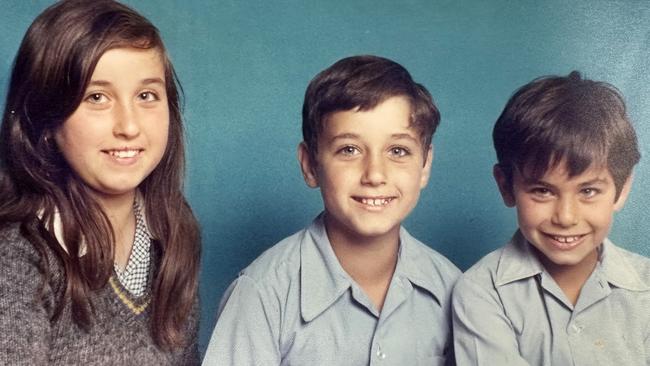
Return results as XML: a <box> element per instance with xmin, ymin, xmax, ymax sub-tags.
<box><xmin>2</xmin><ymin>0</ymin><xmax>648</xmax><ymax>354</ymax></box>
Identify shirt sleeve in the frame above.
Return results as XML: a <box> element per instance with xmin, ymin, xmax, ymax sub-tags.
<box><xmin>202</xmin><ymin>275</ymin><xmax>282</xmax><ymax>366</ymax></box>
<box><xmin>0</xmin><ymin>229</ymin><xmax>51</xmax><ymax>365</ymax></box>
<box><xmin>451</xmin><ymin>275</ymin><xmax>531</xmax><ymax>366</ymax></box>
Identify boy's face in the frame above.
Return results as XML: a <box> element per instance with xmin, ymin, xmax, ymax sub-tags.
<box><xmin>299</xmin><ymin>96</ymin><xmax>432</xmax><ymax>242</ymax></box>
<box><xmin>494</xmin><ymin>162</ymin><xmax>631</xmax><ymax>271</ymax></box>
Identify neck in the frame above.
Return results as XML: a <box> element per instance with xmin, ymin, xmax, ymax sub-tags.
<box><xmin>94</xmin><ymin>191</ymin><xmax>136</xmax><ymax>228</ymax></box>
<box><xmin>324</xmin><ymin>213</ymin><xmax>399</xmax><ymax>311</ymax></box>
<box><xmin>92</xmin><ymin>190</ymin><xmax>137</xmax><ymax>269</ymax></box>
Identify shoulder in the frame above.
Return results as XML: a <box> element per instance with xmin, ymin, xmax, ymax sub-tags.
<box><xmin>406</xmin><ymin>234</ymin><xmax>460</xmax><ymax>280</ymax></box>
<box><xmin>607</xmin><ymin>242</ymin><xmax>650</xmax><ymax>288</ymax></box>
<box><xmin>0</xmin><ymin>221</ymin><xmax>26</xmax><ymax>243</ymax></box>
<box><xmin>0</xmin><ymin>220</ymin><xmax>64</xmax><ymax>285</ymax></box>
<box><xmin>0</xmin><ymin>220</ymin><xmax>64</xmax><ymax>318</ymax></box>
<box><xmin>462</xmin><ymin>247</ymin><xmax>504</xmax><ymax>281</ymax></box>
<box><xmin>236</xmin><ymin>228</ymin><xmax>306</xmax><ymax>284</ymax></box>
<box><xmin>453</xmin><ymin>246</ymin><xmax>505</xmax><ymax>297</ymax></box>
<box><xmin>0</xmin><ymin>222</ymin><xmax>41</xmax><ymax>264</ymax></box>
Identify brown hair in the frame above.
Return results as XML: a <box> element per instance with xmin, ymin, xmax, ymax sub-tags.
<box><xmin>302</xmin><ymin>55</ymin><xmax>440</xmax><ymax>160</ymax></box>
<box><xmin>493</xmin><ymin>71</ymin><xmax>640</xmax><ymax>199</ymax></box>
<box><xmin>0</xmin><ymin>0</ymin><xmax>200</xmax><ymax>349</ymax></box>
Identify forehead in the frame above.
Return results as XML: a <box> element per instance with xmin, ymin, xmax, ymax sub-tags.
<box><xmin>92</xmin><ymin>47</ymin><xmax>165</xmax><ymax>79</ymax></box>
<box><xmin>320</xmin><ymin>96</ymin><xmax>417</xmax><ymax>139</ymax></box>
<box><xmin>517</xmin><ymin>160</ymin><xmax>614</xmax><ymax>184</ymax></box>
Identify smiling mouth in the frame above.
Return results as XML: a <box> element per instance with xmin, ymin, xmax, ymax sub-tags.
<box><xmin>544</xmin><ymin>233</ymin><xmax>587</xmax><ymax>249</ymax></box>
<box><xmin>103</xmin><ymin>148</ymin><xmax>143</xmax><ymax>158</ymax></box>
<box><xmin>352</xmin><ymin>197</ymin><xmax>394</xmax><ymax>207</ymax></box>
<box><xmin>551</xmin><ymin>235</ymin><xmax>583</xmax><ymax>243</ymax></box>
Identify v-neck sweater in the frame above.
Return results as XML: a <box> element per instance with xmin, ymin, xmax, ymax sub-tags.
<box><xmin>0</xmin><ymin>220</ymin><xmax>199</xmax><ymax>365</ymax></box>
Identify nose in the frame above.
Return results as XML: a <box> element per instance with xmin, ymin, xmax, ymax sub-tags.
<box><xmin>360</xmin><ymin>153</ymin><xmax>386</xmax><ymax>186</ymax></box>
<box><xmin>112</xmin><ymin>101</ymin><xmax>140</xmax><ymax>139</ymax></box>
<box><xmin>551</xmin><ymin>196</ymin><xmax>579</xmax><ymax>227</ymax></box>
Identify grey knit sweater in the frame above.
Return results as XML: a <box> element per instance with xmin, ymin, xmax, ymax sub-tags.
<box><xmin>0</xmin><ymin>221</ymin><xmax>199</xmax><ymax>365</ymax></box>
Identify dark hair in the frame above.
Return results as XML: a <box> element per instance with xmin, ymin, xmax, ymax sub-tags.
<box><xmin>0</xmin><ymin>0</ymin><xmax>200</xmax><ymax>350</ymax></box>
<box><xmin>493</xmin><ymin>71</ymin><xmax>640</xmax><ymax>198</ymax></box>
<box><xmin>302</xmin><ymin>55</ymin><xmax>440</xmax><ymax>159</ymax></box>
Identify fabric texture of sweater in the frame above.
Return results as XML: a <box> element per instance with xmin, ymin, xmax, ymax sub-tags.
<box><xmin>0</xmin><ymin>220</ymin><xmax>199</xmax><ymax>365</ymax></box>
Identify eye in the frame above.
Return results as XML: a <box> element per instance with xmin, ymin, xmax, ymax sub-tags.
<box><xmin>389</xmin><ymin>146</ymin><xmax>410</xmax><ymax>158</ymax></box>
<box><xmin>85</xmin><ymin>93</ymin><xmax>108</xmax><ymax>104</ymax></box>
<box><xmin>337</xmin><ymin>145</ymin><xmax>360</xmax><ymax>156</ymax></box>
<box><xmin>138</xmin><ymin>91</ymin><xmax>159</xmax><ymax>102</ymax></box>
<box><xmin>580</xmin><ymin>187</ymin><xmax>600</xmax><ymax>198</ymax></box>
<box><xmin>530</xmin><ymin>187</ymin><xmax>553</xmax><ymax>198</ymax></box>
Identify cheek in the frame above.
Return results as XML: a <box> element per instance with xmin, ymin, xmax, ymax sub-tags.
<box><xmin>158</xmin><ymin>125</ymin><xmax>170</xmax><ymax>149</ymax></box>
<box><xmin>55</xmin><ymin>123</ymin><xmax>89</xmax><ymax>160</ymax></box>
<box><xmin>590</xmin><ymin>206</ymin><xmax>615</xmax><ymax>229</ymax></box>
<box><xmin>396</xmin><ymin>164</ymin><xmax>425</xmax><ymax>185</ymax></box>
<box><xmin>148</xmin><ymin>112</ymin><xmax>170</xmax><ymax>149</ymax></box>
<box><xmin>515</xmin><ymin>201</ymin><xmax>545</xmax><ymax>228</ymax></box>
<box><xmin>319</xmin><ymin>163</ymin><xmax>350</xmax><ymax>186</ymax></box>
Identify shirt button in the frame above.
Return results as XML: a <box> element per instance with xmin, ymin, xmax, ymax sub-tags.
<box><xmin>571</xmin><ymin>323</ymin><xmax>583</xmax><ymax>334</ymax></box>
<box><xmin>376</xmin><ymin>350</ymin><xmax>386</xmax><ymax>359</ymax></box>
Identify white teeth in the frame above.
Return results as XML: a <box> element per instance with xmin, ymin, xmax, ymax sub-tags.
<box><xmin>360</xmin><ymin>198</ymin><xmax>391</xmax><ymax>206</ymax></box>
<box><xmin>108</xmin><ymin>150</ymin><xmax>139</xmax><ymax>158</ymax></box>
<box><xmin>553</xmin><ymin>235</ymin><xmax>581</xmax><ymax>243</ymax></box>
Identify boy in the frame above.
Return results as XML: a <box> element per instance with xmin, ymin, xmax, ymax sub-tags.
<box><xmin>203</xmin><ymin>55</ymin><xmax>460</xmax><ymax>365</ymax></box>
<box><xmin>452</xmin><ymin>71</ymin><xmax>650</xmax><ymax>365</ymax></box>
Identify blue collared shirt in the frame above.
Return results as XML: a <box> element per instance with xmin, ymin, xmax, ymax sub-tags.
<box><xmin>203</xmin><ymin>215</ymin><xmax>460</xmax><ymax>366</ymax></box>
<box><xmin>452</xmin><ymin>230</ymin><xmax>650</xmax><ymax>366</ymax></box>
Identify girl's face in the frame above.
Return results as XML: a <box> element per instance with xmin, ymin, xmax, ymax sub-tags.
<box><xmin>55</xmin><ymin>47</ymin><xmax>170</xmax><ymax>203</ymax></box>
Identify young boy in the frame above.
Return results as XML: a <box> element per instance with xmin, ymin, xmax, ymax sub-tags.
<box><xmin>203</xmin><ymin>55</ymin><xmax>460</xmax><ymax>365</ymax></box>
<box><xmin>452</xmin><ymin>71</ymin><xmax>650</xmax><ymax>365</ymax></box>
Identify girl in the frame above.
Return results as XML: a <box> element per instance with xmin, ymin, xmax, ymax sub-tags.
<box><xmin>0</xmin><ymin>1</ymin><xmax>200</xmax><ymax>364</ymax></box>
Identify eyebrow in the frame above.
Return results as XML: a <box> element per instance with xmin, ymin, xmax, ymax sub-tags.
<box><xmin>327</xmin><ymin>133</ymin><xmax>360</xmax><ymax>144</ymax></box>
<box><xmin>87</xmin><ymin>77</ymin><xmax>165</xmax><ymax>88</ymax></box>
<box><xmin>578</xmin><ymin>177</ymin><xmax>609</xmax><ymax>186</ymax></box>
<box><xmin>522</xmin><ymin>176</ymin><xmax>610</xmax><ymax>187</ymax></box>
<box><xmin>390</xmin><ymin>133</ymin><xmax>420</xmax><ymax>143</ymax></box>
<box><xmin>327</xmin><ymin>132</ymin><xmax>420</xmax><ymax>144</ymax></box>
<box><xmin>141</xmin><ymin>77</ymin><xmax>166</xmax><ymax>86</ymax></box>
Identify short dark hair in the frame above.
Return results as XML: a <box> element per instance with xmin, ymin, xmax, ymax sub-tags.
<box><xmin>493</xmin><ymin>71</ymin><xmax>640</xmax><ymax>198</ymax></box>
<box><xmin>302</xmin><ymin>55</ymin><xmax>440</xmax><ymax>158</ymax></box>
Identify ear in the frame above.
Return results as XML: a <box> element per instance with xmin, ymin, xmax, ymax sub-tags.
<box><xmin>419</xmin><ymin>144</ymin><xmax>434</xmax><ymax>189</ymax></box>
<box><xmin>613</xmin><ymin>175</ymin><xmax>633</xmax><ymax>211</ymax></box>
<box><xmin>298</xmin><ymin>142</ymin><xmax>319</xmax><ymax>188</ymax></box>
<box><xmin>493</xmin><ymin>164</ymin><xmax>516</xmax><ymax>207</ymax></box>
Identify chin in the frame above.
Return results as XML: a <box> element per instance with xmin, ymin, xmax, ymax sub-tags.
<box><xmin>355</xmin><ymin>224</ymin><xmax>400</xmax><ymax>239</ymax></box>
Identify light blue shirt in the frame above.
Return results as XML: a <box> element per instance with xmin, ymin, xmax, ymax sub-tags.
<box><xmin>452</xmin><ymin>230</ymin><xmax>650</xmax><ymax>366</ymax></box>
<box><xmin>203</xmin><ymin>214</ymin><xmax>460</xmax><ymax>366</ymax></box>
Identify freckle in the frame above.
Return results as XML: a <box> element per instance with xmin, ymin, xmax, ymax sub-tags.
<box><xmin>594</xmin><ymin>339</ymin><xmax>606</xmax><ymax>349</ymax></box>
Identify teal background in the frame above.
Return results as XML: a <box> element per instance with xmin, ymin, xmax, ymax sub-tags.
<box><xmin>2</xmin><ymin>0</ymin><xmax>649</xmax><ymax>356</ymax></box>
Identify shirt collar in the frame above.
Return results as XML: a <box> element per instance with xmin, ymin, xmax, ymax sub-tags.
<box><xmin>393</xmin><ymin>226</ymin><xmax>447</xmax><ymax>305</ymax></box>
<box><xmin>495</xmin><ymin>230</ymin><xmax>650</xmax><ymax>292</ymax></box>
<box><xmin>599</xmin><ymin>238</ymin><xmax>650</xmax><ymax>291</ymax></box>
<box><xmin>495</xmin><ymin>230</ymin><xmax>545</xmax><ymax>287</ymax></box>
<box><xmin>45</xmin><ymin>191</ymin><xmax>151</xmax><ymax>256</ymax></box>
<box><xmin>299</xmin><ymin>214</ymin><xmax>447</xmax><ymax>322</ymax></box>
<box><xmin>300</xmin><ymin>214</ymin><xmax>352</xmax><ymax>322</ymax></box>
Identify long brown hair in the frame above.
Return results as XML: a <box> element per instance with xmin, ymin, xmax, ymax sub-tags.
<box><xmin>0</xmin><ymin>0</ymin><xmax>200</xmax><ymax>350</ymax></box>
